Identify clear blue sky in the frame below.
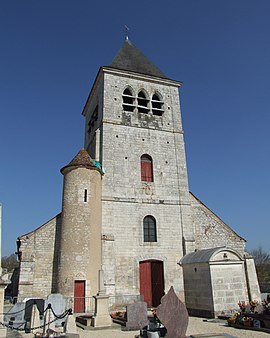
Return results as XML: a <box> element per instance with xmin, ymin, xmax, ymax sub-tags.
<box><xmin>1</xmin><ymin>0</ymin><xmax>269</xmax><ymax>256</ymax></box>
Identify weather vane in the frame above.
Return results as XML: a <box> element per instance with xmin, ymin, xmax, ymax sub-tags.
<box><xmin>124</xmin><ymin>25</ymin><xmax>130</xmax><ymax>41</ymax></box>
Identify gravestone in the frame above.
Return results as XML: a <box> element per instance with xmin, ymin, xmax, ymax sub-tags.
<box><xmin>156</xmin><ymin>286</ymin><xmax>188</xmax><ymax>338</ymax></box>
<box><xmin>25</xmin><ymin>299</ymin><xmax>44</xmax><ymax>333</ymax></box>
<box><xmin>64</xmin><ymin>313</ymin><xmax>80</xmax><ymax>338</ymax></box>
<box><xmin>31</xmin><ymin>304</ymin><xmax>41</xmax><ymax>334</ymax></box>
<box><xmin>4</xmin><ymin>302</ymin><xmax>25</xmax><ymax>328</ymax></box>
<box><xmin>126</xmin><ymin>301</ymin><xmax>149</xmax><ymax>330</ymax></box>
<box><xmin>44</xmin><ymin>293</ymin><xmax>66</xmax><ymax>327</ymax></box>
<box><xmin>25</xmin><ymin>299</ymin><xmax>44</xmax><ymax>322</ymax></box>
<box><xmin>45</xmin><ymin>293</ymin><xmax>66</xmax><ymax>317</ymax></box>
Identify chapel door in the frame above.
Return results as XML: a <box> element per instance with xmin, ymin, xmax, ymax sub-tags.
<box><xmin>74</xmin><ymin>280</ymin><xmax>85</xmax><ymax>313</ymax></box>
<box><xmin>139</xmin><ymin>260</ymin><xmax>164</xmax><ymax>307</ymax></box>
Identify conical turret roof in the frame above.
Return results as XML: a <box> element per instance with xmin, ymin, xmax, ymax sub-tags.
<box><xmin>110</xmin><ymin>39</ymin><xmax>167</xmax><ymax>79</ymax></box>
<box><xmin>60</xmin><ymin>149</ymin><xmax>102</xmax><ymax>174</ymax></box>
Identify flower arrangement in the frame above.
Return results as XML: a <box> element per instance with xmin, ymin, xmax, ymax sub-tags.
<box><xmin>151</xmin><ymin>308</ymin><xmax>161</xmax><ymax>324</ymax></box>
<box><xmin>228</xmin><ymin>300</ymin><xmax>259</xmax><ymax>326</ymax></box>
<box><xmin>237</xmin><ymin>300</ymin><xmax>258</xmax><ymax>313</ymax></box>
<box><xmin>111</xmin><ymin>311</ymin><xmax>126</xmax><ymax>319</ymax></box>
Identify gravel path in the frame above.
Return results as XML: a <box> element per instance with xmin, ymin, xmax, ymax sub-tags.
<box><xmin>6</xmin><ymin>316</ymin><xmax>269</xmax><ymax>338</ymax></box>
<box><xmin>77</xmin><ymin>317</ymin><xmax>270</xmax><ymax>338</ymax></box>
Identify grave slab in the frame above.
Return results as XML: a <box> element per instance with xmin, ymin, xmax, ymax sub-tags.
<box><xmin>126</xmin><ymin>301</ymin><xmax>149</xmax><ymax>330</ymax></box>
<box><xmin>190</xmin><ymin>334</ymin><xmax>237</xmax><ymax>338</ymax></box>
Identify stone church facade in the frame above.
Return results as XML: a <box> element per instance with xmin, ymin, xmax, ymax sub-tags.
<box><xmin>16</xmin><ymin>39</ymin><xmax>260</xmax><ymax>317</ymax></box>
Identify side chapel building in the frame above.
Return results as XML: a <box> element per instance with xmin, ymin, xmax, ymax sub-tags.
<box><xmin>16</xmin><ymin>39</ymin><xmax>260</xmax><ymax>317</ymax></box>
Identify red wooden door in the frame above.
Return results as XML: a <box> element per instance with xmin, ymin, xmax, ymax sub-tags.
<box><xmin>74</xmin><ymin>280</ymin><xmax>85</xmax><ymax>313</ymax></box>
<box><xmin>140</xmin><ymin>260</ymin><xmax>164</xmax><ymax>307</ymax></box>
<box><xmin>140</xmin><ymin>261</ymin><xmax>152</xmax><ymax>307</ymax></box>
<box><xmin>151</xmin><ymin>261</ymin><xmax>164</xmax><ymax>307</ymax></box>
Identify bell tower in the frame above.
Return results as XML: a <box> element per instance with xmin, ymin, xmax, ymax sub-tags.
<box><xmin>82</xmin><ymin>39</ymin><xmax>194</xmax><ymax>302</ymax></box>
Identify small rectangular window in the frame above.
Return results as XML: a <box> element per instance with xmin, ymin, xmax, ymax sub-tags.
<box><xmin>84</xmin><ymin>189</ymin><xmax>88</xmax><ymax>202</ymax></box>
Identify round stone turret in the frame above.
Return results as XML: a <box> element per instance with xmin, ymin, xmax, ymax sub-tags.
<box><xmin>57</xmin><ymin>149</ymin><xmax>102</xmax><ymax>303</ymax></box>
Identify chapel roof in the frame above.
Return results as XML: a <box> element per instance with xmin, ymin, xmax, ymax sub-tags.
<box><xmin>109</xmin><ymin>39</ymin><xmax>167</xmax><ymax>79</ymax></box>
<box><xmin>179</xmin><ymin>247</ymin><xmax>243</xmax><ymax>265</ymax></box>
<box><xmin>60</xmin><ymin>149</ymin><xmax>102</xmax><ymax>174</ymax></box>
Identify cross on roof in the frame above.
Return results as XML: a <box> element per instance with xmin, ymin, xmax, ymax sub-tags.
<box><xmin>124</xmin><ymin>25</ymin><xmax>130</xmax><ymax>41</ymax></box>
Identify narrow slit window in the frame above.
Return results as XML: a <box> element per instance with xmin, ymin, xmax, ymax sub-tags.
<box><xmin>84</xmin><ymin>189</ymin><xmax>88</xmax><ymax>202</ymax></box>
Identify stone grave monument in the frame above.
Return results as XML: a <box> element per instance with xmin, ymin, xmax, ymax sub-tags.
<box><xmin>156</xmin><ymin>286</ymin><xmax>189</xmax><ymax>338</ymax></box>
<box><xmin>125</xmin><ymin>301</ymin><xmax>149</xmax><ymax>330</ymax></box>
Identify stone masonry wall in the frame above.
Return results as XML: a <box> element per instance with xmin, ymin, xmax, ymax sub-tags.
<box><xmin>211</xmin><ymin>263</ymin><xmax>248</xmax><ymax>315</ymax></box>
<box><xmin>183</xmin><ymin>263</ymin><xmax>214</xmax><ymax>317</ymax></box>
<box><xmin>190</xmin><ymin>193</ymin><xmax>246</xmax><ymax>254</ymax></box>
<box><xmin>102</xmin><ymin>200</ymin><xmax>184</xmax><ymax>297</ymax></box>
<box><xmin>96</xmin><ymin>70</ymin><xmax>193</xmax><ymax>300</ymax></box>
<box><xmin>17</xmin><ymin>215</ymin><xmax>60</xmax><ymax>299</ymax></box>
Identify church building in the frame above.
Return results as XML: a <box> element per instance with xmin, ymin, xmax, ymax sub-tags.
<box><xmin>16</xmin><ymin>39</ymin><xmax>260</xmax><ymax>317</ymax></box>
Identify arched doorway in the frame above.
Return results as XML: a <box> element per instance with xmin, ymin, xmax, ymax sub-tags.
<box><xmin>139</xmin><ymin>260</ymin><xmax>164</xmax><ymax>307</ymax></box>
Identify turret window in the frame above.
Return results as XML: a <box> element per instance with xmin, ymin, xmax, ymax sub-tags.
<box><xmin>143</xmin><ymin>216</ymin><xmax>157</xmax><ymax>242</ymax></box>
<box><xmin>122</xmin><ymin>88</ymin><xmax>135</xmax><ymax>112</ymax></box>
<box><xmin>137</xmin><ymin>90</ymin><xmax>149</xmax><ymax>113</ymax></box>
<box><xmin>151</xmin><ymin>93</ymin><xmax>164</xmax><ymax>116</ymax></box>
<box><xmin>141</xmin><ymin>154</ymin><xmax>153</xmax><ymax>182</ymax></box>
<box><xmin>84</xmin><ymin>189</ymin><xmax>88</xmax><ymax>202</ymax></box>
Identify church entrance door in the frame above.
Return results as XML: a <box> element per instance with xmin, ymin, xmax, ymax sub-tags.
<box><xmin>74</xmin><ymin>280</ymin><xmax>85</xmax><ymax>313</ymax></box>
<box><xmin>139</xmin><ymin>260</ymin><xmax>164</xmax><ymax>307</ymax></box>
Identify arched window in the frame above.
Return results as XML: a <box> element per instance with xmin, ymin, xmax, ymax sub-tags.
<box><xmin>137</xmin><ymin>90</ymin><xmax>149</xmax><ymax>113</ymax></box>
<box><xmin>122</xmin><ymin>88</ymin><xmax>135</xmax><ymax>112</ymax></box>
<box><xmin>141</xmin><ymin>154</ymin><xmax>153</xmax><ymax>182</ymax></box>
<box><xmin>151</xmin><ymin>93</ymin><xmax>164</xmax><ymax>116</ymax></box>
<box><xmin>143</xmin><ymin>216</ymin><xmax>157</xmax><ymax>242</ymax></box>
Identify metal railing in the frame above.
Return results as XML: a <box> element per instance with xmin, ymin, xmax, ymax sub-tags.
<box><xmin>65</xmin><ymin>297</ymin><xmax>95</xmax><ymax>314</ymax></box>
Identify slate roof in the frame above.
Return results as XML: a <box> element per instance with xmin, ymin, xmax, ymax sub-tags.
<box><xmin>109</xmin><ymin>39</ymin><xmax>167</xmax><ymax>79</ymax></box>
<box><xmin>60</xmin><ymin>149</ymin><xmax>102</xmax><ymax>174</ymax></box>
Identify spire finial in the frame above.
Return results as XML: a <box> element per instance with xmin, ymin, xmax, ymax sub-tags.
<box><xmin>124</xmin><ymin>25</ymin><xmax>130</xmax><ymax>41</ymax></box>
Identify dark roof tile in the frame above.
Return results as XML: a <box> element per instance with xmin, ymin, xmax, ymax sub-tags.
<box><xmin>110</xmin><ymin>39</ymin><xmax>167</xmax><ymax>79</ymax></box>
<box><xmin>60</xmin><ymin>149</ymin><xmax>102</xmax><ymax>174</ymax></box>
